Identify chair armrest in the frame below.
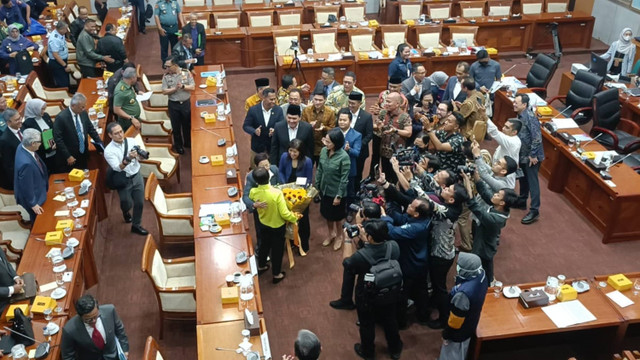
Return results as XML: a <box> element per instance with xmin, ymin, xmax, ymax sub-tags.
<box><xmin>157</xmin><ymin>286</ymin><xmax>196</xmax><ymax>293</ymax></box>
<box><xmin>528</xmin><ymin>87</ymin><xmax>547</xmax><ymax>94</ymax></box>
<box><xmin>158</xmin><ymin>213</ymin><xmax>193</xmax><ymax>220</ymax></box>
<box><xmin>570</xmin><ymin>107</ymin><xmax>592</xmax><ymax>119</ymax></box>
<box><xmin>142</xmin><ymin>103</ymin><xmax>170</xmax><ymax>113</ymax></box>
<box><xmin>142</xmin><ymin>105</ymin><xmax>171</xmax><ymax>119</ymax></box>
<box><xmin>165</xmin><ymin>192</ymin><xmax>193</xmax><ymax>199</ymax></box>
<box><xmin>164</xmin><ymin>256</ymin><xmax>196</xmax><ymax>264</ymax></box>
<box><xmin>0</xmin><ymin>210</ymin><xmax>23</xmax><ymax>218</ymax></box>
<box><xmin>619</xmin><ymin>118</ymin><xmax>640</xmax><ymax>135</ymax></box>
<box><xmin>140</xmin><ymin>120</ymin><xmax>172</xmax><ymax>137</ymax></box>
<box><xmin>146</xmin><ymin>144</ymin><xmax>179</xmax><ymax>159</ymax></box>
<box><xmin>546</xmin><ymin>95</ymin><xmax>566</xmax><ymax>105</ymax></box>
<box><xmin>0</xmin><ymin>240</ymin><xmax>23</xmax><ymax>255</ymax></box>
<box><xmin>165</xmin><ymin>197</ymin><xmax>193</xmax><ymax>211</ymax></box>
<box><xmin>590</xmin><ymin>126</ymin><xmax>618</xmax><ymax>149</ymax></box>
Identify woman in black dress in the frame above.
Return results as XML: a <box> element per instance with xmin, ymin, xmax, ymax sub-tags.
<box><xmin>21</xmin><ymin>99</ymin><xmax>58</xmax><ymax>174</ymax></box>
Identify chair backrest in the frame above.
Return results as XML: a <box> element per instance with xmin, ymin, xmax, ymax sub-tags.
<box><xmin>348</xmin><ymin>28</ymin><xmax>376</xmax><ymax>52</ymax></box>
<box><xmin>449</xmin><ymin>26</ymin><xmax>478</xmax><ymax>46</ymax></box>
<box><xmin>276</xmin><ymin>9</ymin><xmax>302</xmax><ymax>25</ymax></box>
<box><xmin>380</xmin><ymin>24</ymin><xmax>408</xmax><ymax>51</ymax></box>
<box><xmin>398</xmin><ymin>1</ymin><xmax>422</xmax><ymax>22</ymax></box>
<box><xmin>520</xmin><ymin>0</ymin><xmax>543</xmax><ymax>14</ymax></box>
<box><xmin>310</xmin><ymin>28</ymin><xmax>339</xmax><ymax>53</ymax></box>
<box><xmin>592</xmin><ymin>88</ymin><xmax>621</xmax><ymax>131</ymax></box>
<box><xmin>214</xmin><ymin>12</ymin><xmax>241</xmax><ymax>29</ymax></box>
<box><xmin>427</xmin><ymin>3</ymin><xmax>451</xmax><ymax>19</ymax></box>
<box><xmin>487</xmin><ymin>0</ymin><xmax>512</xmax><ymax>16</ymax></box>
<box><xmin>182</xmin><ymin>12</ymin><xmax>210</xmax><ymax>28</ymax></box>
<box><xmin>146</xmin><ymin>172</ymin><xmax>168</xmax><ymax>215</ymax></box>
<box><xmin>244</xmin><ymin>0</ymin><xmax>265</xmax><ymax>5</ymax></box>
<box><xmin>183</xmin><ymin>0</ymin><xmax>204</xmax><ymax>6</ymax></box>
<box><xmin>26</xmin><ymin>72</ymin><xmax>46</xmax><ymax>98</ymax></box>
<box><xmin>342</xmin><ymin>3</ymin><xmax>365</xmax><ymax>22</ymax></box>
<box><xmin>459</xmin><ymin>1</ymin><xmax>486</xmax><ymax>18</ymax></box>
<box><xmin>566</xmin><ymin>69</ymin><xmax>603</xmax><ymax>110</ymax></box>
<box><xmin>212</xmin><ymin>0</ymin><xmax>233</xmax><ymax>5</ymax></box>
<box><xmin>273</xmin><ymin>29</ymin><xmax>301</xmax><ymax>55</ymax></box>
<box><xmin>314</xmin><ymin>5</ymin><xmax>339</xmax><ymax>24</ymax></box>
<box><xmin>141</xmin><ymin>234</ymin><xmax>167</xmax><ymax>289</ymax></box>
<box><xmin>545</xmin><ymin>0</ymin><xmax>568</xmax><ymax>13</ymax></box>
<box><xmin>143</xmin><ymin>337</ymin><xmax>165</xmax><ymax>360</ymax></box>
<box><xmin>526</xmin><ymin>53</ymin><xmax>558</xmax><ymax>88</ymax></box>
<box><xmin>247</xmin><ymin>11</ymin><xmax>273</xmax><ymax>27</ymax></box>
<box><xmin>415</xmin><ymin>25</ymin><xmax>443</xmax><ymax>49</ymax></box>
<box><xmin>72</xmin><ymin>3</ymin><xmax>79</xmax><ymax>16</ymax></box>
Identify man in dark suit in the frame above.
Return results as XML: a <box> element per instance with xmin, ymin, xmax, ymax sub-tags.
<box><xmin>313</xmin><ymin>67</ymin><xmax>340</xmax><ymax>98</ymax></box>
<box><xmin>61</xmin><ymin>294</ymin><xmax>129</xmax><ymax>360</ymax></box>
<box><xmin>171</xmin><ymin>33</ymin><xmax>197</xmax><ymax>70</ymax></box>
<box><xmin>14</xmin><ymin>128</ymin><xmax>48</xmax><ymax>222</ymax></box>
<box><xmin>270</xmin><ymin>105</ymin><xmax>314</xmax><ymax>165</ymax></box>
<box><xmin>400</xmin><ymin>63</ymin><xmax>433</xmax><ymax>111</ymax></box>
<box><xmin>442</xmin><ymin>61</ymin><xmax>470</xmax><ymax>103</ymax></box>
<box><xmin>53</xmin><ymin>93</ymin><xmax>103</xmax><ymax>172</ymax></box>
<box><xmin>243</xmin><ymin>88</ymin><xmax>284</xmax><ymax>169</ymax></box>
<box><xmin>0</xmin><ymin>108</ymin><xmax>23</xmax><ymax>190</ymax></box>
<box><xmin>181</xmin><ymin>13</ymin><xmax>206</xmax><ymax>65</ymax></box>
<box><xmin>96</xmin><ymin>23</ymin><xmax>128</xmax><ymax>72</ymax></box>
<box><xmin>0</xmin><ymin>246</ymin><xmax>23</xmax><ymax>313</ymax></box>
<box><xmin>347</xmin><ymin>93</ymin><xmax>373</xmax><ymax>186</ymax></box>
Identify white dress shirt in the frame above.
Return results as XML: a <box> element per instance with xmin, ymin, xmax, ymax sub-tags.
<box><xmin>453</xmin><ymin>81</ymin><xmax>462</xmax><ymax>100</ymax></box>
<box><xmin>287</xmin><ymin>124</ymin><xmax>298</xmax><ymax>141</ymax></box>
<box><xmin>84</xmin><ymin>317</ymin><xmax>107</xmax><ymax>342</ymax></box>
<box><xmin>9</xmin><ymin>127</ymin><xmax>22</xmax><ymax>141</ymax></box>
<box><xmin>104</xmin><ymin>137</ymin><xmax>141</xmax><ymax>177</ymax></box>
<box><xmin>350</xmin><ymin>110</ymin><xmax>359</xmax><ymax>129</ymax></box>
<box><xmin>69</xmin><ymin>109</ymin><xmax>84</xmax><ymax>135</ymax></box>
<box><xmin>261</xmin><ymin>104</ymin><xmax>272</xmax><ymax>127</ymax></box>
<box><xmin>35</xmin><ymin>117</ymin><xmax>50</xmax><ymax>131</ymax></box>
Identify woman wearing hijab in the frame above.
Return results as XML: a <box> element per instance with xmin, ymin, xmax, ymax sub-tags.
<box><xmin>21</xmin><ymin>99</ymin><xmax>57</xmax><ymax>174</ymax></box>
<box><xmin>0</xmin><ymin>24</ymin><xmax>37</xmax><ymax>74</ymax></box>
<box><xmin>601</xmin><ymin>28</ymin><xmax>636</xmax><ymax>76</ymax></box>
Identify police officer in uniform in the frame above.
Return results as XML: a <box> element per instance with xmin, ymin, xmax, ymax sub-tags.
<box><xmin>162</xmin><ymin>56</ymin><xmax>194</xmax><ymax>154</ymax></box>
<box><xmin>154</xmin><ymin>0</ymin><xmax>180</xmax><ymax>63</ymax></box>
<box><xmin>47</xmin><ymin>20</ymin><xmax>71</xmax><ymax>88</ymax></box>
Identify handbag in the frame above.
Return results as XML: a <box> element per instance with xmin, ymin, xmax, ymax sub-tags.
<box><xmin>106</xmin><ymin>139</ymin><xmax>129</xmax><ymax>190</ymax></box>
<box><xmin>11</xmin><ymin>307</ymin><xmax>35</xmax><ymax>346</ymax></box>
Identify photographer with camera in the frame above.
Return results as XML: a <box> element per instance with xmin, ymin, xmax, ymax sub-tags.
<box><xmin>377</xmin><ymin>173</ymin><xmax>434</xmax><ymax>327</ymax></box>
<box><xmin>344</xmin><ymin>219</ymin><xmax>403</xmax><ymax>360</ymax></box>
<box><xmin>391</xmin><ymin>155</ymin><xmax>455</xmax><ymax>199</ymax></box>
<box><xmin>104</xmin><ymin>122</ymin><xmax>148</xmax><ymax>235</ymax></box>
<box><xmin>460</xmin><ymin>170</ymin><xmax>517</xmax><ymax>286</ymax></box>
<box><xmin>330</xmin><ymin>201</ymin><xmax>382</xmax><ymax>310</ymax></box>
<box><xmin>470</xmin><ymin>141</ymin><xmax>518</xmax><ymax>191</ymax></box>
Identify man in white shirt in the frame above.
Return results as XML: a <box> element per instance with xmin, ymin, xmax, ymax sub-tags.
<box><xmin>104</xmin><ymin>122</ymin><xmax>148</xmax><ymax>235</ymax></box>
<box><xmin>61</xmin><ymin>295</ymin><xmax>129</xmax><ymax>360</ymax></box>
<box><xmin>485</xmin><ymin>118</ymin><xmax>522</xmax><ymax>189</ymax></box>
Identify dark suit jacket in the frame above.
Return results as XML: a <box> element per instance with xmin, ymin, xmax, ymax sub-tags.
<box><xmin>14</xmin><ymin>145</ymin><xmax>48</xmax><ymax>219</ymax></box>
<box><xmin>22</xmin><ymin>114</ymin><xmax>56</xmax><ymax>169</ymax></box>
<box><xmin>61</xmin><ymin>304</ymin><xmax>129</xmax><ymax>360</ymax></box>
<box><xmin>69</xmin><ymin>18</ymin><xmax>86</xmax><ymax>46</ymax></box>
<box><xmin>172</xmin><ymin>42</ymin><xmax>195</xmax><ymax>70</ymax></box>
<box><xmin>0</xmin><ymin>128</ymin><xmax>21</xmax><ymax>189</ymax></box>
<box><xmin>242</xmin><ymin>103</ymin><xmax>284</xmax><ymax>154</ymax></box>
<box><xmin>181</xmin><ymin>23</ymin><xmax>206</xmax><ymax>55</ymax></box>
<box><xmin>96</xmin><ymin>33</ymin><xmax>127</xmax><ymax>72</ymax></box>
<box><xmin>441</xmin><ymin>76</ymin><xmax>467</xmax><ymax>103</ymax></box>
<box><xmin>270</xmin><ymin>121</ymin><xmax>314</xmax><ymax>165</ymax></box>
<box><xmin>313</xmin><ymin>79</ymin><xmax>339</xmax><ymax>97</ymax></box>
<box><xmin>53</xmin><ymin>108</ymin><xmax>102</xmax><ymax>171</ymax></box>
<box><xmin>352</xmin><ymin>110</ymin><xmax>373</xmax><ymax>159</ymax></box>
<box><xmin>0</xmin><ymin>249</ymin><xmax>17</xmax><ymax>312</ymax></box>
<box><xmin>401</xmin><ymin>76</ymin><xmax>433</xmax><ymax>108</ymax></box>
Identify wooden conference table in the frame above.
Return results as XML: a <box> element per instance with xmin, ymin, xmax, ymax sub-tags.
<box><xmin>493</xmin><ymin>89</ymin><xmax>640</xmax><ymax>243</ymax></box>
<box><xmin>191</xmin><ymin>65</ymin><xmax>270</xmax><ymax>359</ymax></box>
<box><xmin>594</xmin><ymin>272</ymin><xmax>640</xmax><ymax>341</ymax></box>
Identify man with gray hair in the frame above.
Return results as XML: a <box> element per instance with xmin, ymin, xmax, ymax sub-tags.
<box><xmin>282</xmin><ymin>329</ymin><xmax>322</xmax><ymax>360</ymax></box>
<box><xmin>0</xmin><ymin>108</ymin><xmax>23</xmax><ymax>189</ymax></box>
<box><xmin>171</xmin><ymin>32</ymin><xmax>197</xmax><ymax>70</ymax></box>
<box><xmin>113</xmin><ymin>67</ymin><xmax>142</xmax><ymax>132</ymax></box>
<box><xmin>314</xmin><ymin>67</ymin><xmax>339</xmax><ymax>98</ymax></box>
<box><xmin>53</xmin><ymin>93</ymin><xmax>103</xmax><ymax>171</ymax></box>
<box><xmin>14</xmin><ymin>128</ymin><xmax>48</xmax><ymax>221</ymax></box>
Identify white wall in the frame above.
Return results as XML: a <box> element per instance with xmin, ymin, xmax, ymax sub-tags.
<box><xmin>592</xmin><ymin>0</ymin><xmax>640</xmax><ymax>45</ymax></box>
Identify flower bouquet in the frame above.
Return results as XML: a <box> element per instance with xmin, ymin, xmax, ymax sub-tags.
<box><xmin>276</xmin><ymin>183</ymin><xmax>318</xmax><ymax>265</ymax></box>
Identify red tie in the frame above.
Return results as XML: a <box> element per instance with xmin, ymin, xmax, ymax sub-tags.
<box><xmin>17</xmin><ymin>131</ymin><xmax>22</xmax><ymax>140</ymax></box>
<box><xmin>92</xmin><ymin>327</ymin><xmax>105</xmax><ymax>350</ymax></box>
<box><xmin>35</xmin><ymin>155</ymin><xmax>44</xmax><ymax>174</ymax></box>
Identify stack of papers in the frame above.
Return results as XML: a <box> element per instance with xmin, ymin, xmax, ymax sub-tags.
<box><xmin>606</xmin><ymin>290</ymin><xmax>634</xmax><ymax>308</ymax></box>
<box><xmin>327</xmin><ymin>53</ymin><xmax>343</xmax><ymax>61</ymax></box>
<box><xmin>551</xmin><ymin>118</ymin><xmax>579</xmax><ymax>129</ymax></box>
<box><xmin>541</xmin><ymin>300</ymin><xmax>596</xmax><ymax>328</ymax></box>
<box><xmin>368</xmin><ymin>51</ymin><xmax>382</xmax><ymax>59</ymax></box>
<box><xmin>198</xmin><ymin>201</ymin><xmax>231</xmax><ymax>217</ymax></box>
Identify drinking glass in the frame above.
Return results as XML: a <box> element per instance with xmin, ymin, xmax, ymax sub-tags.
<box><xmin>83</xmin><ymin>169</ymin><xmax>90</xmax><ymax>178</ymax></box>
<box><xmin>54</xmin><ymin>271</ymin><xmax>64</xmax><ymax>286</ymax></box>
<box><xmin>63</xmin><ymin>227</ymin><xmax>72</xmax><ymax>238</ymax></box>
<box><xmin>567</xmin><ymin>138</ymin><xmax>576</xmax><ymax>152</ymax></box>
<box><xmin>43</xmin><ymin>308</ymin><xmax>53</xmax><ymax>321</ymax></box>
<box><xmin>633</xmin><ymin>279</ymin><xmax>640</xmax><ymax>296</ymax></box>
<box><xmin>493</xmin><ymin>281</ymin><xmax>503</xmax><ymax>298</ymax></box>
<box><xmin>54</xmin><ymin>301</ymin><xmax>62</xmax><ymax>314</ymax></box>
<box><xmin>557</xmin><ymin>274</ymin><xmax>566</xmax><ymax>286</ymax></box>
<box><xmin>307</xmin><ymin>48</ymin><xmax>313</xmax><ymax>56</ymax></box>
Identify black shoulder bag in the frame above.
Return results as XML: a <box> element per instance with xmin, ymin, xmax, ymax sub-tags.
<box><xmin>106</xmin><ymin>139</ymin><xmax>129</xmax><ymax>190</ymax></box>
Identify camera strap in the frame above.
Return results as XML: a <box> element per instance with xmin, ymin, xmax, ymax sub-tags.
<box><xmin>122</xmin><ymin>138</ymin><xmax>129</xmax><ymax>164</ymax></box>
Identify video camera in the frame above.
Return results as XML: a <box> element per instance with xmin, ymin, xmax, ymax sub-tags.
<box><xmin>456</xmin><ymin>164</ymin><xmax>476</xmax><ymax>176</ymax></box>
<box><xmin>393</xmin><ymin>147</ymin><xmax>421</xmax><ymax>167</ymax></box>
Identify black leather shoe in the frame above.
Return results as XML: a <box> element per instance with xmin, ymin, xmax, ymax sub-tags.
<box><xmin>329</xmin><ymin>298</ymin><xmax>356</xmax><ymax>310</ymax></box>
<box><xmin>521</xmin><ymin>211</ymin><xmax>539</xmax><ymax>225</ymax></box>
<box><xmin>131</xmin><ymin>225</ymin><xmax>149</xmax><ymax>235</ymax></box>
<box><xmin>123</xmin><ymin>212</ymin><xmax>132</xmax><ymax>223</ymax></box>
<box><xmin>272</xmin><ymin>272</ymin><xmax>286</xmax><ymax>284</ymax></box>
<box><xmin>175</xmin><ymin>147</ymin><xmax>185</xmax><ymax>155</ymax></box>
<box><xmin>257</xmin><ymin>264</ymin><xmax>270</xmax><ymax>275</ymax></box>
<box><xmin>354</xmin><ymin>343</ymin><xmax>374</xmax><ymax>360</ymax></box>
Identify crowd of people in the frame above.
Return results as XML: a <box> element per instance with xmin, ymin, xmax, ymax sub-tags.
<box><xmin>242</xmin><ymin>43</ymin><xmax>545</xmax><ymax>360</ymax></box>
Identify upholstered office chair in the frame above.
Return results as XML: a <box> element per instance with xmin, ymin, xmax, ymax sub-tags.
<box><xmin>449</xmin><ymin>25</ymin><xmax>478</xmax><ymax>47</ymax></box>
<box><xmin>520</xmin><ymin>0</ymin><xmax>543</xmax><ymax>14</ymax></box>
<box><xmin>141</xmin><ymin>235</ymin><xmax>196</xmax><ymax>339</ymax></box>
<box><xmin>0</xmin><ymin>189</ymin><xmax>29</xmax><ymax>222</ymax></box>
<box><xmin>522</xmin><ymin>53</ymin><xmax>559</xmax><ymax>99</ymax></box>
<box><xmin>487</xmin><ymin>0</ymin><xmax>512</xmax><ymax>16</ymax></box>
<box><xmin>348</xmin><ymin>28</ymin><xmax>379</xmax><ymax>52</ymax></box>
<box><xmin>138</xmin><ymin>102</ymin><xmax>173</xmax><ymax>144</ymax></box>
<box><xmin>15</xmin><ymin>88</ymin><xmax>65</xmax><ymax>119</ymax></box>
<box><xmin>589</xmin><ymin>88</ymin><xmax>640</xmax><ymax>154</ymax></box>
<box><xmin>427</xmin><ymin>3</ymin><xmax>451</xmax><ymax>20</ymax></box>
<box><xmin>380</xmin><ymin>24</ymin><xmax>409</xmax><ymax>51</ymax></box>
<box><xmin>310</xmin><ymin>28</ymin><xmax>340</xmax><ymax>53</ymax></box>
<box><xmin>145</xmin><ymin>173</ymin><xmax>194</xmax><ymax>247</ymax></box>
<box><xmin>547</xmin><ymin>69</ymin><xmax>603</xmax><ymax>125</ymax></box>
<box><xmin>0</xmin><ymin>214</ymin><xmax>30</xmax><ymax>254</ymax></box>
<box><xmin>623</xmin><ymin>154</ymin><xmax>640</xmax><ymax>173</ymax></box>
<box><xmin>545</xmin><ymin>0</ymin><xmax>568</xmax><ymax>13</ymax></box>
<box><xmin>212</xmin><ymin>0</ymin><xmax>233</xmax><ymax>6</ymax></box>
<box><xmin>214</xmin><ymin>12</ymin><xmax>241</xmax><ymax>29</ymax></box>
<box><xmin>142</xmin><ymin>337</ymin><xmax>166</xmax><ymax>360</ymax></box>
<box><xmin>275</xmin><ymin>9</ymin><xmax>303</xmax><ymax>26</ymax></box>
<box><xmin>181</xmin><ymin>12</ymin><xmax>210</xmax><ymax>28</ymax></box>
<box><xmin>124</xmin><ymin>127</ymin><xmax>181</xmax><ymax>185</ymax></box>
<box><xmin>415</xmin><ymin>25</ymin><xmax>445</xmax><ymax>49</ymax></box>
<box><xmin>273</xmin><ymin>29</ymin><xmax>301</xmax><ymax>56</ymax></box>
<box><xmin>247</xmin><ymin>11</ymin><xmax>274</xmax><ymax>27</ymax></box>
<box><xmin>398</xmin><ymin>1</ymin><xmax>422</xmax><ymax>23</ymax></box>
<box><xmin>342</xmin><ymin>3</ymin><xmax>365</xmax><ymax>22</ymax></box>
<box><xmin>314</xmin><ymin>5</ymin><xmax>339</xmax><ymax>24</ymax></box>
<box><xmin>459</xmin><ymin>0</ymin><xmax>486</xmax><ymax>18</ymax></box>
<box><xmin>183</xmin><ymin>0</ymin><xmax>205</xmax><ymax>6</ymax></box>
<box><xmin>25</xmin><ymin>72</ymin><xmax>72</xmax><ymax>107</ymax></box>
<box><xmin>137</xmin><ymin>65</ymin><xmax>168</xmax><ymax>108</ymax></box>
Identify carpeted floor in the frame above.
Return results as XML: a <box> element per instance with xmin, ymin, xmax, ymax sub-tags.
<box><xmin>90</xmin><ymin>39</ymin><xmax>640</xmax><ymax>360</ymax></box>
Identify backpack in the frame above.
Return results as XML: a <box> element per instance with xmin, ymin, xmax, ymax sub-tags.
<box><xmin>360</xmin><ymin>242</ymin><xmax>403</xmax><ymax>306</ymax></box>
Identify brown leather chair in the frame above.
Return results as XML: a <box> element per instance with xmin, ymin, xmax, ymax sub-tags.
<box><xmin>142</xmin><ymin>336</ymin><xmax>166</xmax><ymax>360</ymax></box>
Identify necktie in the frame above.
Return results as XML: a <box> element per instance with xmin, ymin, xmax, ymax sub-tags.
<box><xmin>91</xmin><ymin>326</ymin><xmax>105</xmax><ymax>350</ymax></box>
<box><xmin>17</xmin><ymin>131</ymin><xmax>22</xmax><ymax>140</ymax></box>
<box><xmin>75</xmin><ymin>114</ymin><xmax>85</xmax><ymax>154</ymax></box>
<box><xmin>323</xmin><ymin>85</ymin><xmax>329</xmax><ymax>98</ymax></box>
<box><xmin>35</xmin><ymin>155</ymin><xmax>44</xmax><ymax>174</ymax></box>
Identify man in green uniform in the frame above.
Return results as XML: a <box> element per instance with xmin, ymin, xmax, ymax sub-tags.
<box><xmin>113</xmin><ymin>68</ymin><xmax>141</xmax><ymax>132</ymax></box>
<box><xmin>154</xmin><ymin>0</ymin><xmax>180</xmax><ymax>63</ymax></box>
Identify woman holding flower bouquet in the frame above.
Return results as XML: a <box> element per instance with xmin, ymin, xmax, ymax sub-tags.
<box><xmin>279</xmin><ymin>139</ymin><xmax>313</xmax><ymax>252</ymax></box>
<box><xmin>315</xmin><ymin>128</ymin><xmax>351</xmax><ymax>251</ymax></box>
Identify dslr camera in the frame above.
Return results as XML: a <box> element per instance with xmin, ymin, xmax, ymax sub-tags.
<box><xmin>124</xmin><ymin>145</ymin><xmax>150</xmax><ymax>164</ymax></box>
<box><xmin>393</xmin><ymin>147</ymin><xmax>420</xmax><ymax>167</ymax></box>
<box><xmin>457</xmin><ymin>164</ymin><xmax>476</xmax><ymax>176</ymax></box>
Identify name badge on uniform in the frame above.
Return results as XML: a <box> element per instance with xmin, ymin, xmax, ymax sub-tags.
<box><xmin>129</xmin><ymin>98</ymin><xmax>135</xmax><ymax>104</ymax></box>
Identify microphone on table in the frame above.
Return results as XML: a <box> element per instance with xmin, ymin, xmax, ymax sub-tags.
<box><xmin>3</xmin><ymin>326</ymin><xmax>50</xmax><ymax>359</ymax></box>
<box><xmin>549</xmin><ymin>105</ymin><xmax>573</xmax><ymax>120</ymax></box>
<box><xmin>599</xmin><ymin>153</ymin><xmax>632</xmax><ymax>180</ymax></box>
<box><xmin>576</xmin><ymin>133</ymin><xmax>602</xmax><ymax>155</ymax></box>
<box><xmin>502</xmin><ymin>64</ymin><xmax>517</xmax><ymax>76</ymax></box>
